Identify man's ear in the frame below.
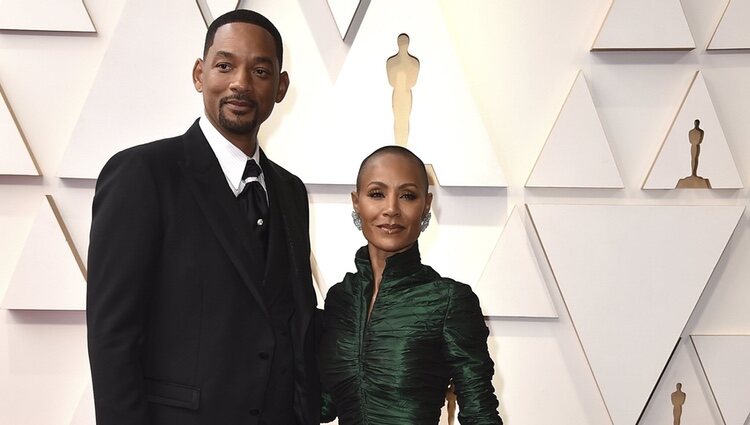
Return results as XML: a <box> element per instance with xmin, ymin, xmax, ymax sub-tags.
<box><xmin>276</xmin><ymin>71</ymin><xmax>289</xmax><ymax>103</ymax></box>
<box><xmin>193</xmin><ymin>58</ymin><xmax>204</xmax><ymax>93</ymax></box>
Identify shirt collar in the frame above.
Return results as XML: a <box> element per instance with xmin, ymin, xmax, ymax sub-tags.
<box><xmin>199</xmin><ymin>112</ymin><xmax>263</xmax><ymax>195</ymax></box>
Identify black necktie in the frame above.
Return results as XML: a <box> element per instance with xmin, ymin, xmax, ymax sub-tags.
<box><xmin>239</xmin><ymin>159</ymin><xmax>269</xmax><ymax>231</ymax></box>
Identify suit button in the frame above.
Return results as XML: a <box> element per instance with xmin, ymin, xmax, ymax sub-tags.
<box><xmin>258</xmin><ymin>352</ymin><xmax>270</xmax><ymax>360</ymax></box>
<box><xmin>280</xmin><ymin>330</ymin><xmax>289</xmax><ymax>337</ymax></box>
<box><xmin>281</xmin><ymin>367</ymin><xmax>288</xmax><ymax>375</ymax></box>
<box><xmin>249</xmin><ymin>408</ymin><xmax>260</xmax><ymax>416</ymax></box>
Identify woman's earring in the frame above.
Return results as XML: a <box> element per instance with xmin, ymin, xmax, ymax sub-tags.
<box><xmin>352</xmin><ymin>211</ymin><xmax>362</xmax><ymax>230</ymax></box>
<box><xmin>420</xmin><ymin>212</ymin><xmax>432</xmax><ymax>232</ymax></box>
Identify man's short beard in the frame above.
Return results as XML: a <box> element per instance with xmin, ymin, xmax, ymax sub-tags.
<box><xmin>218</xmin><ymin>110</ymin><xmax>257</xmax><ymax>134</ymax></box>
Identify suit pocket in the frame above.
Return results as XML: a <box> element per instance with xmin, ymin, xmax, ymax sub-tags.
<box><xmin>145</xmin><ymin>378</ymin><xmax>200</xmax><ymax>410</ymax></box>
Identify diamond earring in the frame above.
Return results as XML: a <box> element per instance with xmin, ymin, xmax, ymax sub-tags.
<box><xmin>352</xmin><ymin>211</ymin><xmax>362</xmax><ymax>230</ymax></box>
<box><xmin>420</xmin><ymin>212</ymin><xmax>432</xmax><ymax>232</ymax></box>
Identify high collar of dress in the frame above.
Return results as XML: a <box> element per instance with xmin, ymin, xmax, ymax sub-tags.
<box><xmin>354</xmin><ymin>242</ymin><xmax>423</xmax><ymax>281</ymax></box>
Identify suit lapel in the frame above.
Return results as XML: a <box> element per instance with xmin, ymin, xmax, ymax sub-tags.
<box><xmin>261</xmin><ymin>152</ymin><xmax>315</xmax><ymax>344</ymax></box>
<box><xmin>180</xmin><ymin>120</ymin><xmax>269</xmax><ymax>318</ymax></box>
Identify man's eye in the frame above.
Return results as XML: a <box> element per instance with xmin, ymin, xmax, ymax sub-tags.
<box><xmin>254</xmin><ymin>68</ymin><xmax>270</xmax><ymax>77</ymax></box>
<box><xmin>216</xmin><ymin>63</ymin><xmax>231</xmax><ymax>71</ymax></box>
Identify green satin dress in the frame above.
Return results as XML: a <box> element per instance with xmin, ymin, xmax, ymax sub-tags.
<box><xmin>319</xmin><ymin>243</ymin><xmax>502</xmax><ymax>424</ymax></box>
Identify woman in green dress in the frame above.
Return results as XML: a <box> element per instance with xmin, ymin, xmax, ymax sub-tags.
<box><xmin>319</xmin><ymin>146</ymin><xmax>503</xmax><ymax>424</ymax></box>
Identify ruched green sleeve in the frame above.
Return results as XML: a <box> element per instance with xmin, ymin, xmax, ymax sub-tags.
<box><xmin>320</xmin><ymin>388</ymin><xmax>337</xmax><ymax>423</ymax></box>
<box><xmin>442</xmin><ymin>283</ymin><xmax>503</xmax><ymax>424</ymax></box>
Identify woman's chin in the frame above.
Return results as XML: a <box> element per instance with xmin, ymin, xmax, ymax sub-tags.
<box><xmin>367</xmin><ymin>240</ymin><xmax>416</xmax><ymax>257</ymax></box>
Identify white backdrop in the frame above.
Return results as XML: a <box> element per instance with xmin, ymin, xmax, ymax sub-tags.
<box><xmin>1</xmin><ymin>1</ymin><xmax>749</xmax><ymax>424</ymax></box>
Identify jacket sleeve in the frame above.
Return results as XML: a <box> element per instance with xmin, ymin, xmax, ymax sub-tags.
<box><xmin>87</xmin><ymin>151</ymin><xmax>161</xmax><ymax>425</ymax></box>
<box><xmin>442</xmin><ymin>283</ymin><xmax>503</xmax><ymax>425</ymax></box>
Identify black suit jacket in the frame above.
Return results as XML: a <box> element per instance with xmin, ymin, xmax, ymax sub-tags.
<box><xmin>87</xmin><ymin>120</ymin><xmax>320</xmax><ymax>425</ymax></box>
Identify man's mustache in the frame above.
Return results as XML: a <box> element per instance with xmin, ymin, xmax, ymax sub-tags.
<box><xmin>220</xmin><ymin>95</ymin><xmax>257</xmax><ymax>108</ymax></box>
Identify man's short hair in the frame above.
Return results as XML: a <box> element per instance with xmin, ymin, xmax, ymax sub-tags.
<box><xmin>203</xmin><ymin>9</ymin><xmax>284</xmax><ymax>69</ymax></box>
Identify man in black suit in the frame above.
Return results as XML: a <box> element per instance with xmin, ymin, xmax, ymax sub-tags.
<box><xmin>87</xmin><ymin>10</ymin><xmax>319</xmax><ymax>425</ymax></box>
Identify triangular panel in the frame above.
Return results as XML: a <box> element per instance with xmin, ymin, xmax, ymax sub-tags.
<box><xmin>309</xmin><ymin>200</ymin><xmax>368</xmax><ymax>297</ymax></box>
<box><xmin>708</xmin><ymin>0</ymin><xmax>750</xmax><ymax>50</ymax></box>
<box><xmin>0</xmin><ymin>0</ymin><xmax>95</xmax><ymax>32</ymax></box>
<box><xmin>592</xmin><ymin>0</ymin><xmax>695</xmax><ymax>50</ymax></box>
<box><xmin>326</xmin><ymin>0</ymin><xmax>361</xmax><ymax>39</ymax></box>
<box><xmin>474</xmin><ymin>206</ymin><xmax>557</xmax><ymax>318</ymax></box>
<box><xmin>69</xmin><ymin>383</ymin><xmax>95</xmax><ymax>425</ymax></box>
<box><xmin>483</xmin><ymin>330</ymin><xmax>611</xmax><ymax>424</ymax></box>
<box><xmin>644</xmin><ymin>72</ymin><xmax>743</xmax><ymax>189</ymax></box>
<box><xmin>404</xmin><ymin>190</ymin><xmax>506</xmax><ymax>288</ymax></box>
<box><xmin>0</xmin><ymin>83</ymin><xmax>39</xmax><ymax>175</ymax></box>
<box><xmin>305</xmin><ymin>0</ymin><xmax>506</xmax><ymax>186</ymax></box>
<box><xmin>692</xmin><ymin>335</ymin><xmax>750</xmax><ymax>425</ymax></box>
<box><xmin>310</xmin><ymin>252</ymin><xmax>325</xmax><ymax>309</ymax></box>
<box><xmin>195</xmin><ymin>0</ymin><xmax>239</xmax><ymax>26</ymax></box>
<box><xmin>528</xmin><ymin>204</ymin><xmax>744</xmax><ymax>425</ymax></box>
<box><xmin>2</xmin><ymin>195</ymin><xmax>87</xmax><ymax>310</ymax></box>
<box><xmin>639</xmin><ymin>339</ymin><xmax>721</xmax><ymax>425</ymax></box>
<box><xmin>58</xmin><ymin>0</ymin><xmax>205</xmax><ymax>179</ymax></box>
<box><xmin>526</xmin><ymin>71</ymin><xmax>623</xmax><ymax>188</ymax></box>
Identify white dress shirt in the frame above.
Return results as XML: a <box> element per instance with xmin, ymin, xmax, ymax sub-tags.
<box><xmin>199</xmin><ymin>113</ymin><xmax>268</xmax><ymax>201</ymax></box>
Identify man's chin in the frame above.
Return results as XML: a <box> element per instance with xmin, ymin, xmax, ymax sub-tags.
<box><xmin>218</xmin><ymin>117</ymin><xmax>258</xmax><ymax>135</ymax></box>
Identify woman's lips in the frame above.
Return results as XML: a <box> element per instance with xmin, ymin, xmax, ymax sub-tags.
<box><xmin>377</xmin><ymin>224</ymin><xmax>404</xmax><ymax>234</ymax></box>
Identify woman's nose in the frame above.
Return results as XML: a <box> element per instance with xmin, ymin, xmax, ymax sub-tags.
<box><xmin>383</xmin><ymin>197</ymin><xmax>400</xmax><ymax>216</ymax></box>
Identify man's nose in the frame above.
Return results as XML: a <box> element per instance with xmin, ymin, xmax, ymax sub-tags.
<box><xmin>230</xmin><ymin>67</ymin><xmax>253</xmax><ymax>92</ymax></box>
